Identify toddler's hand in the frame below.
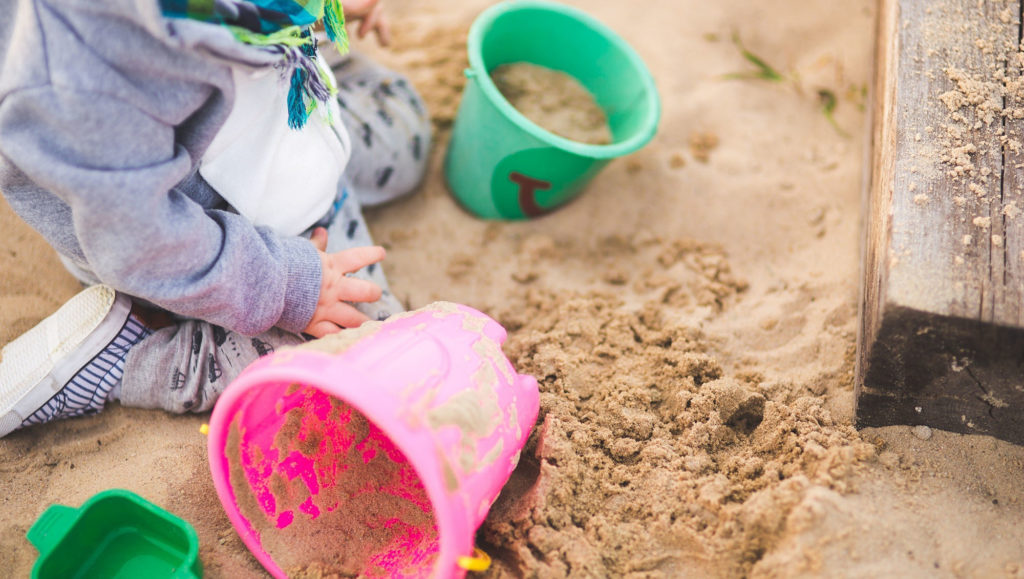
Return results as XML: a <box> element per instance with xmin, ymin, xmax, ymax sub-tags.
<box><xmin>343</xmin><ymin>0</ymin><xmax>391</xmax><ymax>46</ymax></box>
<box><xmin>303</xmin><ymin>227</ymin><xmax>386</xmax><ymax>337</ymax></box>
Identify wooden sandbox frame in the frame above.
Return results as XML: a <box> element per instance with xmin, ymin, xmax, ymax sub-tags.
<box><xmin>858</xmin><ymin>0</ymin><xmax>1024</xmax><ymax>443</ymax></box>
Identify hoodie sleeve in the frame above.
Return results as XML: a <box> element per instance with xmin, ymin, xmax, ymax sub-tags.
<box><xmin>0</xmin><ymin>84</ymin><xmax>321</xmax><ymax>335</ymax></box>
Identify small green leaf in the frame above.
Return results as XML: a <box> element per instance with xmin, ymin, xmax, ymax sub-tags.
<box><xmin>819</xmin><ymin>89</ymin><xmax>837</xmax><ymax>113</ymax></box>
<box><xmin>722</xmin><ymin>33</ymin><xmax>786</xmax><ymax>82</ymax></box>
<box><xmin>818</xmin><ymin>89</ymin><xmax>849</xmax><ymax>138</ymax></box>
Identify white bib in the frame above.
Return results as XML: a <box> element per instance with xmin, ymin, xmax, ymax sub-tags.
<box><xmin>200</xmin><ymin>64</ymin><xmax>350</xmax><ymax>236</ymax></box>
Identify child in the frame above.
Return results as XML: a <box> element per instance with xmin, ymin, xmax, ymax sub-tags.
<box><xmin>0</xmin><ymin>0</ymin><xmax>430</xmax><ymax>436</ymax></box>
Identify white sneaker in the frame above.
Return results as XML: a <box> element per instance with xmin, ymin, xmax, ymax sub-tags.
<box><xmin>0</xmin><ymin>285</ymin><xmax>137</xmax><ymax>437</ymax></box>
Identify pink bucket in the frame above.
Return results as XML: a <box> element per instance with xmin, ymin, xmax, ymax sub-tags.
<box><xmin>206</xmin><ymin>303</ymin><xmax>539</xmax><ymax>578</ymax></box>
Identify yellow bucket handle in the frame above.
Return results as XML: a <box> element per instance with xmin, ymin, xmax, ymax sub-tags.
<box><xmin>456</xmin><ymin>548</ymin><xmax>491</xmax><ymax>572</ymax></box>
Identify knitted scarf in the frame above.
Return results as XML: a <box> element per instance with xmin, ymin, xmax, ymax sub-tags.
<box><xmin>160</xmin><ymin>0</ymin><xmax>349</xmax><ymax>129</ymax></box>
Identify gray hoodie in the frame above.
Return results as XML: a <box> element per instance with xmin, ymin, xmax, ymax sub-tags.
<box><xmin>0</xmin><ymin>0</ymin><xmax>323</xmax><ymax>335</ymax></box>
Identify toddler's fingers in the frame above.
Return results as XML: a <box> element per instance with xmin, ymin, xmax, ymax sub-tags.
<box><xmin>356</xmin><ymin>5</ymin><xmax>375</xmax><ymax>37</ymax></box>
<box><xmin>321</xmin><ymin>300</ymin><xmax>371</xmax><ymax>328</ymax></box>
<box><xmin>374</xmin><ymin>13</ymin><xmax>391</xmax><ymax>47</ymax></box>
<box><xmin>329</xmin><ymin>245</ymin><xmax>386</xmax><ymax>273</ymax></box>
<box><xmin>305</xmin><ymin>319</ymin><xmax>343</xmax><ymax>338</ymax></box>
<box><xmin>310</xmin><ymin>227</ymin><xmax>328</xmax><ymax>251</ymax></box>
<box><xmin>359</xmin><ymin>3</ymin><xmax>385</xmax><ymax>44</ymax></box>
<box><xmin>342</xmin><ymin>0</ymin><xmax>379</xmax><ymax>19</ymax></box>
<box><xmin>338</xmin><ymin>277</ymin><xmax>383</xmax><ymax>303</ymax></box>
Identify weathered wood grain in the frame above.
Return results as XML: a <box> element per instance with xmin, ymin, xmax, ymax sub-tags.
<box><xmin>857</xmin><ymin>0</ymin><xmax>1024</xmax><ymax>443</ymax></box>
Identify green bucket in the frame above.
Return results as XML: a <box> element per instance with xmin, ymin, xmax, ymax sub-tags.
<box><xmin>444</xmin><ymin>0</ymin><xmax>662</xmax><ymax>220</ymax></box>
<box><xmin>27</xmin><ymin>489</ymin><xmax>203</xmax><ymax>579</ymax></box>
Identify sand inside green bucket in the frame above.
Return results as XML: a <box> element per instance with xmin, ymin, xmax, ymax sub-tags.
<box><xmin>491</xmin><ymin>62</ymin><xmax>613</xmax><ymax>145</ymax></box>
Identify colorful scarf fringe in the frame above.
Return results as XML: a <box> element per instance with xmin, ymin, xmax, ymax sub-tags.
<box><xmin>160</xmin><ymin>0</ymin><xmax>350</xmax><ymax>129</ymax></box>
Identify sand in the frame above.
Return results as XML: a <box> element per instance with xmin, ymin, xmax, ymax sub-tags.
<box><xmin>3</xmin><ymin>0</ymin><xmax>1024</xmax><ymax>577</ymax></box>
<box><xmin>491</xmin><ymin>63</ymin><xmax>613</xmax><ymax>145</ymax></box>
<box><xmin>227</xmin><ymin>389</ymin><xmax>437</xmax><ymax>577</ymax></box>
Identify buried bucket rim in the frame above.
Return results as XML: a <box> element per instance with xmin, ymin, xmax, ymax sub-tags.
<box><xmin>206</xmin><ymin>350</ymin><xmax>463</xmax><ymax>579</ymax></box>
<box><xmin>466</xmin><ymin>0</ymin><xmax>662</xmax><ymax>160</ymax></box>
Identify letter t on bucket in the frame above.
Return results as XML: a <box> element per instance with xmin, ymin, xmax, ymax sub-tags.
<box><xmin>206</xmin><ymin>303</ymin><xmax>540</xmax><ymax>578</ymax></box>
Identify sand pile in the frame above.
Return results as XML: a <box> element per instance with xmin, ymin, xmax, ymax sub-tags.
<box><xmin>476</xmin><ymin>247</ymin><xmax>874</xmax><ymax>577</ymax></box>
<box><xmin>386</xmin><ymin>19</ymin><xmax>471</xmax><ymax>132</ymax></box>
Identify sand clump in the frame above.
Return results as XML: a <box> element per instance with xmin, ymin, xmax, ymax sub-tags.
<box><xmin>476</xmin><ymin>288</ymin><xmax>876</xmax><ymax>577</ymax></box>
<box><xmin>385</xmin><ymin>19</ymin><xmax>471</xmax><ymax>132</ymax></box>
<box><xmin>689</xmin><ymin>132</ymin><xmax>720</xmax><ymax>164</ymax></box>
<box><xmin>491</xmin><ymin>62</ymin><xmax>613</xmax><ymax>145</ymax></box>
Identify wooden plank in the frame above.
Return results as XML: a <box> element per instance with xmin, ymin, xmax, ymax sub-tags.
<box><xmin>857</xmin><ymin>0</ymin><xmax>1024</xmax><ymax>443</ymax></box>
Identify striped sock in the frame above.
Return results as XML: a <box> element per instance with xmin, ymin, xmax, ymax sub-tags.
<box><xmin>20</xmin><ymin>314</ymin><xmax>152</xmax><ymax>427</ymax></box>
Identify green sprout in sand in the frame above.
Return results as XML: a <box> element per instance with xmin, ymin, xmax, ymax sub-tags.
<box><xmin>718</xmin><ymin>32</ymin><xmax>851</xmax><ymax>138</ymax></box>
<box><xmin>721</xmin><ymin>33</ymin><xmax>786</xmax><ymax>82</ymax></box>
<box><xmin>818</xmin><ymin>89</ymin><xmax>850</xmax><ymax>138</ymax></box>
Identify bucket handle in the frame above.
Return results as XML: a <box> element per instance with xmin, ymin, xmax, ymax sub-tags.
<box><xmin>463</xmin><ymin>68</ymin><xmax>476</xmax><ymax>80</ymax></box>
<box><xmin>456</xmin><ymin>547</ymin><xmax>492</xmax><ymax>572</ymax></box>
<box><xmin>27</xmin><ymin>504</ymin><xmax>77</xmax><ymax>555</ymax></box>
